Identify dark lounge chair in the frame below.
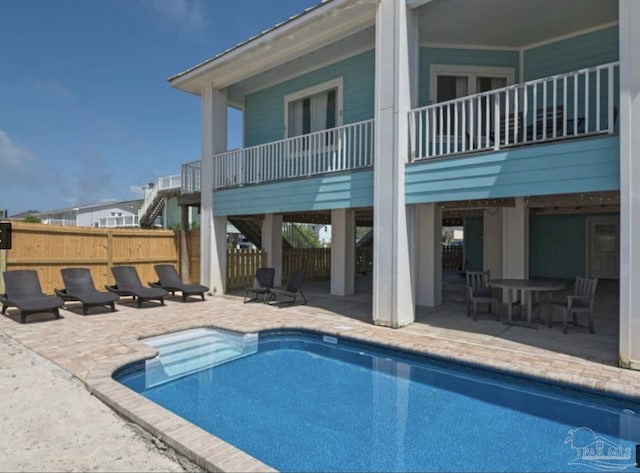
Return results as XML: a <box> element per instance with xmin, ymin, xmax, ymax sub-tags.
<box><xmin>0</xmin><ymin>270</ymin><xmax>63</xmax><ymax>323</ymax></box>
<box><xmin>150</xmin><ymin>264</ymin><xmax>208</xmax><ymax>301</ymax></box>
<box><xmin>271</xmin><ymin>269</ymin><xmax>306</xmax><ymax>307</ymax></box>
<box><xmin>55</xmin><ymin>268</ymin><xmax>119</xmax><ymax>315</ymax></box>
<box><xmin>244</xmin><ymin>267</ymin><xmax>275</xmax><ymax>303</ymax></box>
<box><xmin>105</xmin><ymin>266</ymin><xmax>167</xmax><ymax>308</ymax></box>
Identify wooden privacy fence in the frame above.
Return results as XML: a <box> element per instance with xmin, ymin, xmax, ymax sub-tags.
<box><xmin>227</xmin><ymin>249</ymin><xmax>267</xmax><ymax>291</ymax></box>
<box><xmin>225</xmin><ymin>248</ymin><xmax>332</xmax><ymax>291</ymax></box>
<box><xmin>1</xmin><ymin>225</ymin><xmax>464</xmax><ymax>295</ymax></box>
<box><xmin>1</xmin><ymin>222</ymin><xmax>179</xmax><ymax>294</ymax></box>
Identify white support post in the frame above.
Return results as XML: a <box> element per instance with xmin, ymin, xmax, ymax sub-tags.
<box><xmin>414</xmin><ymin>203</ymin><xmax>442</xmax><ymax>307</ymax></box>
<box><xmin>372</xmin><ymin>0</ymin><xmax>419</xmax><ymax>327</ymax></box>
<box><xmin>619</xmin><ymin>0</ymin><xmax>640</xmax><ymax>369</ymax></box>
<box><xmin>200</xmin><ymin>85</ymin><xmax>228</xmax><ymax>294</ymax></box>
<box><xmin>262</xmin><ymin>214</ymin><xmax>283</xmax><ymax>287</ymax></box>
<box><xmin>502</xmin><ymin>197</ymin><xmax>528</xmax><ymax>280</ymax></box>
<box><xmin>483</xmin><ymin>208</ymin><xmax>503</xmax><ymax>279</ymax></box>
<box><xmin>330</xmin><ymin>208</ymin><xmax>355</xmax><ymax>296</ymax></box>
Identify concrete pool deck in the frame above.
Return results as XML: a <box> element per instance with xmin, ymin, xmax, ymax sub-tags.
<box><xmin>0</xmin><ymin>275</ymin><xmax>635</xmax><ymax>472</ymax></box>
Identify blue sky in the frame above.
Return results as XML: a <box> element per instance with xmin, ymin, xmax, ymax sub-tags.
<box><xmin>0</xmin><ymin>0</ymin><xmax>318</xmax><ymax>216</ymax></box>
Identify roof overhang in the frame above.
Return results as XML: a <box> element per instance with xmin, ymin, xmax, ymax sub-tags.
<box><xmin>168</xmin><ymin>0</ymin><xmax>377</xmax><ymax>97</ymax></box>
<box><xmin>169</xmin><ymin>0</ymin><xmax>617</xmax><ymax>103</ymax></box>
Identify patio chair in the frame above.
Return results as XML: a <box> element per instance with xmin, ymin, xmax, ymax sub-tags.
<box><xmin>150</xmin><ymin>264</ymin><xmax>208</xmax><ymax>302</ymax></box>
<box><xmin>271</xmin><ymin>269</ymin><xmax>306</xmax><ymax>307</ymax></box>
<box><xmin>547</xmin><ymin>276</ymin><xmax>598</xmax><ymax>334</ymax></box>
<box><xmin>466</xmin><ymin>270</ymin><xmax>499</xmax><ymax>322</ymax></box>
<box><xmin>106</xmin><ymin>266</ymin><xmax>167</xmax><ymax>308</ymax></box>
<box><xmin>244</xmin><ymin>267</ymin><xmax>275</xmax><ymax>303</ymax></box>
<box><xmin>0</xmin><ymin>270</ymin><xmax>63</xmax><ymax>323</ymax></box>
<box><xmin>55</xmin><ymin>267</ymin><xmax>119</xmax><ymax>315</ymax></box>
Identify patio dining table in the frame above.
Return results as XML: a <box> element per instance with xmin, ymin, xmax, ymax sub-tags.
<box><xmin>488</xmin><ymin>279</ymin><xmax>566</xmax><ymax>328</ymax></box>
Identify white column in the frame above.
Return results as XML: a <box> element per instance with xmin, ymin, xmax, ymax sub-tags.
<box><xmin>619</xmin><ymin>0</ymin><xmax>640</xmax><ymax>369</ymax></box>
<box><xmin>415</xmin><ymin>203</ymin><xmax>442</xmax><ymax>307</ymax></box>
<box><xmin>502</xmin><ymin>197</ymin><xmax>528</xmax><ymax>279</ymax></box>
<box><xmin>483</xmin><ymin>208</ymin><xmax>503</xmax><ymax>278</ymax></box>
<box><xmin>200</xmin><ymin>85</ymin><xmax>227</xmax><ymax>294</ymax></box>
<box><xmin>372</xmin><ymin>0</ymin><xmax>419</xmax><ymax>327</ymax></box>
<box><xmin>331</xmin><ymin>208</ymin><xmax>355</xmax><ymax>296</ymax></box>
<box><xmin>262</xmin><ymin>214</ymin><xmax>283</xmax><ymax>287</ymax></box>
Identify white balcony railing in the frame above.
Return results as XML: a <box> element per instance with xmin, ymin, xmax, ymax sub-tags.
<box><xmin>181</xmin><ymin>160</ymin><xmax>201</xmax><ymax>194</ymax></box>
<box><xmin>97</xmin><ymin>215</ymin><xmax>139</xmax><ymax>228</ymax></box>
<box><xmin>409</xmin><ymin>62</ymin><xmax>619</xmax><ymax>161</ymax></box>
<box><xmin>158</xmin><ymin>174</ymin><xmax>181</xmax><ymax>190</ymax></box>
<box><xmin>42</xmin><ymin>218</ymin><xmax>77</xmax><ymax>227</ymax></box>
<box><xmin>212</xmin><ymin>119</ymin><xmax>374</xmax><ymax>189</ymax></box>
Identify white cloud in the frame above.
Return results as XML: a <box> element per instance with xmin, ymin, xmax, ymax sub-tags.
<box><xmin>0</xmin><ymin>129</ymin><xmax>35</xmax><ymax>168</ymax></box>
<box><xmin>142</xmin><ymin>0</ymin><xmax>206</xmax><ymax>32</ymax></box>
<box><xmin>129</xmin><ymin>185</ymin><xmax>145</xmax><ymax>198</ymax></box>
<box><xmin>32</xmin><ymin>80</ymin><xmax>71</xmax><ymax>98</ymax></box>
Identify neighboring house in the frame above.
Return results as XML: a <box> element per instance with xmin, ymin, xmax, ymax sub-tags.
<box><xmin>313</xmin><ymin>224</ymin><xmax>332</xmax><ymax>246</ymax></box>
<box><xmin>170</xmin><ymin>1</ymin><xmax>640</xmax><ymax>368</ymax></box>
<box><xmin>36</xmin><ymin>200</ymin><xmax>143</xmax><ymax>228</ymax></box>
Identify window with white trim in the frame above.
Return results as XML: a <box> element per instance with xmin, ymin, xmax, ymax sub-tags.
<box><xmin>430</xmin><ymin>65</ymin><xmax>515</xmax><ymax>139</ymax></box>
<box><xmin>284</xmin><ymin>78</ymin><xmax>343</xmax><ymax>139</ymax></box>
<box><xmin>430</xmin><ymin>65</ymin><xmax>514</xmax><ymax>103</ymax></box>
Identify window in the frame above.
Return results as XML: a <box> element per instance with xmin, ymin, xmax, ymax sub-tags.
<box><xmin>430</xmin><ymin>65</ymin><xmax>514</xmax><ymax>141</ymax></box>
<box><xmin>430</xmin><ymin>65</ymin><xmax>514</xmax><ymax>103</ymax></box>
<box><xmin>287</xmin><ymin>89</ymin><xmax>337</xmax><ymax>138</ymax></box>
<box><xmin>284</xmin><ymin>78</ymin><xmax>343</xmax><ymax>139</ymax></box>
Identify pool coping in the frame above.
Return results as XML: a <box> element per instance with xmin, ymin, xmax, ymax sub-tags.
<box><xmin>83</xmin><ymin>313</ymin><xmax>640</xmax><ymax>473</ymax></box>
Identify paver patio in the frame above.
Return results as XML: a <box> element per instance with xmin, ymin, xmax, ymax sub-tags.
<box><xmin>0</xmin><ymin>273</ymin><xmax>633</xmax><ymax>472</ymax></box>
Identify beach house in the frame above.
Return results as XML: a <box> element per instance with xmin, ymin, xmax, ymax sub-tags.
<box><xmin>169</xmin><ymin>0</ymin><xmax>640</xmax><ymax>368</ymax></box>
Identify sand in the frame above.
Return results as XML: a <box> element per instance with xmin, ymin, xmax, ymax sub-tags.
<box><xmin>0</xmin><ymin>331</ymin><xmax>201</xmax><ymax>472</ymax></box>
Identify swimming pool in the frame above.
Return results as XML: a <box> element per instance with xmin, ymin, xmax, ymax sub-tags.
<box><xmin>116</xmin><ymin>329</ymin><xmax>640</xmax><ymax>472</ymax></box>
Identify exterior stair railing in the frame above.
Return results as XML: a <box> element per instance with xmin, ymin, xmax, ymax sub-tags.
<box><xmin>139</xmin><ymin>174</ymin><xmax>181</xmax><ymax>227</ymax></box>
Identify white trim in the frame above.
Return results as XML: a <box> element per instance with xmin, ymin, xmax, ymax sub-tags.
<box><xmin>419</xmin><ymin>21</ymin><xmax>618</xmax><ymax>53</ymax></box>
<box><xmin>586</xmin><ymin>215</ymin><xmax>620</xmax><ymax>280</ymax></box>
<box><xmin>283</xmin><ymin>77</ymin><xmax>344</xmax><ymax>138</ymax></box>
<box><xmin>522</xmin><ymin>21</ymin><xmax>619</xmax><ymax>51</ymax></box>
<box><xmin>429</xmin><ymin>64</ymin><xmax>515</xmax><ymax>103</ymax></box>
<box><xmin>421</xmin><ymin>42</ymin><xmax>520</xmax><ymax>52</ymax></box>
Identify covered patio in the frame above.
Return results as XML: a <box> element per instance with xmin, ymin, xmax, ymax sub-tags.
<box><xmin>239</xmin><ymin>271</ymin><xmax>620</xmax><ymax>366</ymax></box>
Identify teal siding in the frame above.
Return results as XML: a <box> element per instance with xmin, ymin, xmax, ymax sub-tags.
<box><xmin>529</xmin><ymin>215</ymin><xmax>586</xmax><ymax>278</ymax></box>
<box><xmin>244</xmin><ymin>50</ymin><xmax>375</xmax><ymax>147</ymax></box>
<box><xmin>464</xmin><ymin>217</ymin><xmax>483</xmax><ymax>271</ymax></box>
<box><xmin>418</xmin><ymin>47</ymin><xmax>520</xmax><ymax>106</ymax></box>
<box><xmin>524</xmin><ymin>26</ymin><xmax>619</xmax><ymax>80</ymax></box>
<box><xmin>405</xmin><ymin>136</ymin><xmax>619</xmax><ymax>204</ymax></box>
<box><xmin>212</xmin><ymin>169</ymin><xmax>373</xmax><ymax>216</ymax></box>
<box><xmin>524</xmin><ymin>27</ymin><xmax>619</xmax><ymax>132</ymax></box>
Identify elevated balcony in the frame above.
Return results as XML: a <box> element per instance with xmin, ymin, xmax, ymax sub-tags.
<box><xmin>181</xmin><ymin>63</ymin><xmax>618</xmax><ymax>198</ymax></box>
<box><xmin>409</xmin><ymin>63</ymin><xmax>619</xmax><ymax>161</ymax></box>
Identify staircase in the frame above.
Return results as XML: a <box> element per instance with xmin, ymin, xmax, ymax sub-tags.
<box><xmin>228</xmin><ymin>219</ymin><xmax>320</xmax><ymax>249</ymax></box>
<box><xmin>138</xmin><ymin>174</ymin><xmax>181</xmax><ymax>227</ymax></box>
<box><xmin>228</xmin><ymin>218</ymin><xmax>264</xmax><ymax>248</ymax></box>
<box><xmin>357</xmin><ymin>228</ymin><xmax>373</xmax><ymax>247</ymax></box>
<box><xmin>282</xmin><ymin>222</ymin><xmax>317</xmax><ymax>248</ymax></box>
<box><xmin>143</xmin><ymin>328</ymin><xmax>258</xmax><ymax>387</ymax></box>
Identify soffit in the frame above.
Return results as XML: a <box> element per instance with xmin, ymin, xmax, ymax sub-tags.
<box><xmin>417</xmin><ymin>0</ymin><xmax>618</xmax><ymax>49</ymax></box>
<box><xmin>169</xmin><ymin>0</ymin><xmax>377</xmax><ymax>97</ymax></box>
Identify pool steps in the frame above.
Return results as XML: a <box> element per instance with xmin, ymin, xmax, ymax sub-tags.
<box><xmin>142</xmin><ymin>328</ymin><xmax>258</xmax><ymax>387</ymax></box>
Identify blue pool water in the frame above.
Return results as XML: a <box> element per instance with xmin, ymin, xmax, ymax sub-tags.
<box><xmin>116</xmin><ymin>330</ymin><xmax>640</xmax><ymax>472</ymax></box>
